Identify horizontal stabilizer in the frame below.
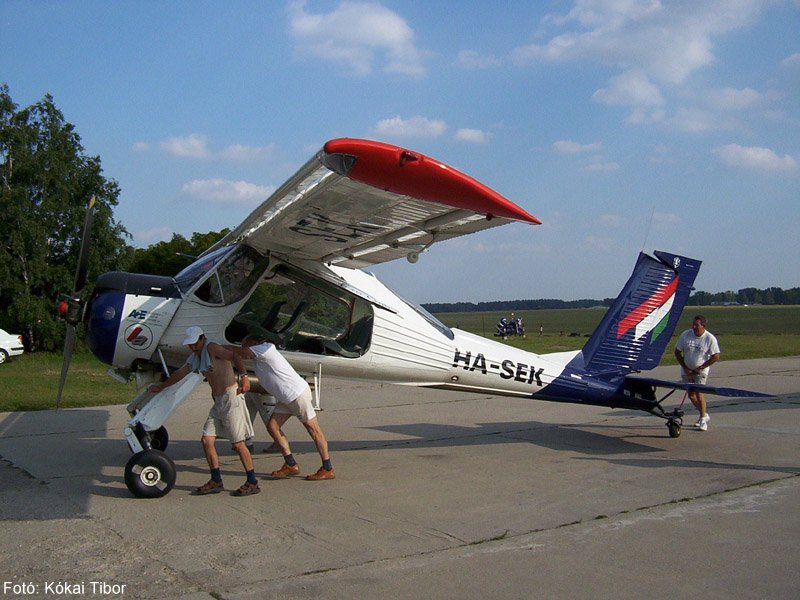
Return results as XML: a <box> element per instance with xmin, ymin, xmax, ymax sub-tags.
<box><xmin>628</xmin><ymin>376</ymin><xmax>773</xmax><ymax>398</ymax></box>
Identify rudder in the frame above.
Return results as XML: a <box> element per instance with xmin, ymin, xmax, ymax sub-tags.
<box><xmin>582</xmin><ymin>251</ymin><xmax>701</xmax><ymax>375</ymax></box>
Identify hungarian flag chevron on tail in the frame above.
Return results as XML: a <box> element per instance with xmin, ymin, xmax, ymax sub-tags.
<box><xmin>582</xmin><ymin>251</ymin><xmax>701</xmax><ymax>375</ymax></box>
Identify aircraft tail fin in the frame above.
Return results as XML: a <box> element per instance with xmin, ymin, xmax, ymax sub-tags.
<box><xmin>582</xmin><ymin>251</ymin><xmax>701</xmax><ymax>375</ymax></box>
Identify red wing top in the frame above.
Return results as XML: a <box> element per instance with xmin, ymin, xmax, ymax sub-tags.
<box><xmin>213</xmin><ymin>138</ymin><xmax>540</xmax><ymax>268</ymax></box>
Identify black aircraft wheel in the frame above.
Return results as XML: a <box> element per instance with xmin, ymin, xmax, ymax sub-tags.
<box><xmin>667</xmin><ymin>421</ymin><xmax>681</xmax><ymax>438</ymax></box>
<box><xmin>125</xmin><ymin>449</ymin><xmax>176</xmax><ymax>498</ymax></box>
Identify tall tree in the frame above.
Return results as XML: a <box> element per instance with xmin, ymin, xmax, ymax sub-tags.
<box><xmin>126</xmin><ymin>229</ymin><xmax>230</xmax><ymax>277</ymax></box>
<box><xmin>0</xmin><ymin>84</ymin><xmax>130</xmax><ymax>350</ymax></box>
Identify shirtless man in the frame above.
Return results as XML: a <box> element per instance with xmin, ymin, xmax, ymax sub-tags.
<box><xmin>149</xmin><ymin>326</ymin><xmax>259</xmax><ymax>496</ymax></box>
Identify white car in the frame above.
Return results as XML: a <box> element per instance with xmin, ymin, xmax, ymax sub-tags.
<box><xmin>0</xmin><ymin>328</ymin><xmax>24</xmax><ymax>364</ymax></box>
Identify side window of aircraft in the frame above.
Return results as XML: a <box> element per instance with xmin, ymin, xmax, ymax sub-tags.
<box><xmin>225</xmin><ymin>265</ymin><xmax>374</xmax><ymax>357</ymax></box>
<box><xmin>194</xmin><ymin>272</ymin><xmax>224</xmax><ymax>304</ymax></box>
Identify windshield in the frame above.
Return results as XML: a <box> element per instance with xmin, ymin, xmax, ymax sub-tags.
<box><xmin>174</xmin><ymin>246</ymin><xmax>233</xmax><ymax>294</ymax></box>
<box><xmin>189</xmin><ymin>245</ymin><xmax>270</xmax><ymax>306</ymax></box>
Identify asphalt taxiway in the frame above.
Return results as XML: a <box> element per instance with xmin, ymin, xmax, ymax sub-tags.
<box><xmin>0</xmin><ymin>357</ymin><xmax>798</xmax><ymax>599</ymax></box>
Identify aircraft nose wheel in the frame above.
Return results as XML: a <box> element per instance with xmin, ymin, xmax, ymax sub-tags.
<box><xmin>125</xmin><ymin>449</ymin><xmax>176</xmax><ymax>498</ymax></box>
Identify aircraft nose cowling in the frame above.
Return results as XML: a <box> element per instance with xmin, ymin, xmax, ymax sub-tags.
<box><xmin>86</xmin><ymin>290</ymin><xmax>126</xmax><ymax>365</ymax></box>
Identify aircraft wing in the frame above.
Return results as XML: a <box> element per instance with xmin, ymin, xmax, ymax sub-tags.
<box><xmin>210</xmin><ymin>138</ymin><xmax>540</xmax><ymax>268</ymax></box>
<box><xmin>627</xmin><ymin>376</ymin><xmax>773</xmax><ymax>398</ymax></box>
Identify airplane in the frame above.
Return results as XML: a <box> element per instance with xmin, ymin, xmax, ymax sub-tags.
<box><xmin>57</xmin><ymin>138</ymin><xmax>769</xmax><ymax>498</ymax></box>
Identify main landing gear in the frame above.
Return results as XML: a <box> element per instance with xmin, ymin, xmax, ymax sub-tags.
<box><xmin>651</xmin><ymin>389</ymin><xmax>684</xmax><ymax>438</ymax></box>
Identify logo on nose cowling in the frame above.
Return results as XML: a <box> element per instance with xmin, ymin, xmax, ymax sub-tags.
<box><xmin>124</xmin><ymin>323</ymin><xmax>153</xmax><ymax>350</ymax></box>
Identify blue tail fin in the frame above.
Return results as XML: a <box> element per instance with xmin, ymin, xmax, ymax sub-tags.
<box><xmin>582</xmin><ymin>250</ymin><xmax>701</xmax><ymax>375</ymax></box>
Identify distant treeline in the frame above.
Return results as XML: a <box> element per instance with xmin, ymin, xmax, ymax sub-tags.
<box><xmin>422</xmin><ymin>287</ymin><xmax>800</xmax><ymax>314</ymax></box>
<box><xmin>687</xmin><ymin>287</ymin><xmax>800</xmax><ymax>306</ymax></box>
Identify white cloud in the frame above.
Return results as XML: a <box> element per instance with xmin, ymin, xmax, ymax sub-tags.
<box><xmin>457</xmin><ymin>50</ymin><xmax>502</xmax><ymax>69</ymax></box>
<box><xmin>713</xmin><ymin>144</ymin><xmax>798</xmax><ymax>172</ymax></box>
<box><xmin>133</xmin><ymin>226</ymin><xmax>173</xmax><ymax>246</ymax></box>
<box><xmin>219</xmin><ymin>143</ymin><xmax>276</xmax><ymax>161</ymax></box>
<box><xmin>705</xmin><ymin>87</ymin><xmax>762</xmax><ymax>111</ymax></box>
<box><xmin>552</xmin><ymin>140</ymin><xmax>602</xmax><ymax>154</ymax></box>
<box><xmin>514</xmin><ymin>1</ymin><xmax>766</xmax><ymax>85</ymax></box>
<box><xmin>181</xmin><ymin>179</ymin><xmax>276</xmax><ymax>203</ymax></box>
<box><xmin>781</xmin><ymin>52</ymin><xmax>800</xmax><ymax>68</ymax></box>
<box><xmin>132</xmin><ymin>141</ymin><xmax>149</xmax><ymax>153</ymax></box>
<box><xmin>374</xmin><ymin>115</ymin><xmax>446</xmax><ymax>138</ymax></box>
<box><xmin>157</xmin><ymin>136</ymin><xmax>274</xmax><ymax>162</ymax></box>
<box><xmin>593</xmin><ymin>69</ymin><xmax>664</xmax><ymax>107</ymax></box>
<box><xmin>670</xmin><ymin>107</ymin><xmax>733</xmax><ymax>133</ymax></box>
<box><xmin>288</xmin><ymin>0</ymin><xmax>426</xmax><ymax>77</ymax></box>
<box><xmin>455</xmin><ymin>128</ymin><xmax>489</xmax><ymax>143</ymax></box>
<box><xmin>160</xmin><ymin>134</ymin><xmax>211</xmax><ymax>158</ymax></box>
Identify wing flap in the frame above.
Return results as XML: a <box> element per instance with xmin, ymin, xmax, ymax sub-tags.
<box><xmin>208</xmin><ymin>139</ymin><xmax>539</xmax><ymax>267</ymax></box>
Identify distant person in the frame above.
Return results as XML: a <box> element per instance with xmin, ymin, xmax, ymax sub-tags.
<box><xmin>674</xmin><ymin>315</ymin><xmax>720</xmax><ymax>431</ymax></box>
<box><xmin>227</xmin><ymin>333</ymin><xmax>335</xmax><ymax>481</ymax></box>
<box><xmin>148</xmin><ymin>327</ymin><xmax>259</xmax><ymax>496</ymax></box>
<box><xmin>539</xmin><ymin>323</ymin><xmax>543</xmax><ymax>337</ymax></box>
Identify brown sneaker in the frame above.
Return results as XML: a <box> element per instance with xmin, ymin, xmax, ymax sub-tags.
<box><xmin>194</xmin><ymin>479</ymin><xmax>224</xmax><ymax>495</ymax></box>
<box><xmin>269</xmin><ymin>463</ymin><xmax>300</xmax><ymax>479</ymax></box>
<box><xmin>305</xmin><ymin>467</ymin><xmax>335</xmax><ymax>481</ymax></box>
<box><xmin>232</xmin><ymin>481</ymin><xmax>261</xmax><ymax>497</ymax></box>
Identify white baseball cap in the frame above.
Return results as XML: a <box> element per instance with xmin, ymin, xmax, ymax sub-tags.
<box><xmin>182</xmin><ymin>326</ymin><xmax>204</xmax><ymax>346</ymax></box>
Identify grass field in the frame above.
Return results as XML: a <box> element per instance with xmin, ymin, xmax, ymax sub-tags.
<box><xmin>1</xmin><ymin>305</ymin><xmax>798</xmax><ymax>412</ymax></box>
<box><xmin>437</xmin><ymin>305</ymin><xmax>800</xmax><ymax>360</ymax></box>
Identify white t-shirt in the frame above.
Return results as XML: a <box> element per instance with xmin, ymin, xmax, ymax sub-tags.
<box><xmin>249</xmin><ymin>342</ymin><xmax>309</xmax><ymax>404</ymax></box>
<box><xmin>676</xmin><ymin>329</ymin><xmax>720</xmax><ymax>374</ymax></box>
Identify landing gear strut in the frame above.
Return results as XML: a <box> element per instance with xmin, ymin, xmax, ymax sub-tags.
<box><xmin>651</xmin><ymin>389</ymin><xmax>684</xmax><ymax>438</ymax></box>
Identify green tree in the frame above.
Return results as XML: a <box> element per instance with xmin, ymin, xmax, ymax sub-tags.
<box><xmin>0</xmin><ymin>84</ymin><xmax>130</xmax><ymax>350</ymax></box>
<box><xmin>126</xmin><ymin>229</ymin><xmax>230</xmax><ymax>276</ymax></box>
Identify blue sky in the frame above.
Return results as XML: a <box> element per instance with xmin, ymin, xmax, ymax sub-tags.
<box><xmin>2</xmin><ymin>0</ymin><xmax>798</xmax><ymax>303</ymax></box>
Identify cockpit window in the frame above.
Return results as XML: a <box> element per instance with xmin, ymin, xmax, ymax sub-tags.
<box><xmin>188</xmin><ymin>245</ymin><xmax>270</xmax><ymax>306</ymax></box>
<box><xmin>174</xmin><ymin>246</ymin><xmax>232</xmax><ymax>294</ymax></box>
<box><xmin>226</xmin><ymin>265</ymin><xmax>374</xmax><ymax>358</ymax></box>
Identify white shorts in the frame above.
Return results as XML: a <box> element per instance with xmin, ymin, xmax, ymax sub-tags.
<box><xmin>273</xmin><ymin>387</ymin><xmax>316</xmax><ymax>423</ymax></box>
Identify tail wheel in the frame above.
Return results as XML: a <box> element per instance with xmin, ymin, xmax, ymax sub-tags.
<box><xmin>667</xmin><ymin>421</ymin><xmax>681</xmax><ymax>438</ymax></box>
<box><xmin>124</xmin><ymin>449</ymin><xmax>176</xmax><ymax>498</ymax></box>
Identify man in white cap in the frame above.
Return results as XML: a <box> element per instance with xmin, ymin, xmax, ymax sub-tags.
<box><xmin>149</xmin><ymin>326</ymin><xmax>259</xmax><ymax>496</ymax></box>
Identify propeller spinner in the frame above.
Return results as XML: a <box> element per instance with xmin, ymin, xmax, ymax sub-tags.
<box><xmin>56</xmin><ymin>195</ymin><xmax>97</xmax><ymax>409</ymax></box>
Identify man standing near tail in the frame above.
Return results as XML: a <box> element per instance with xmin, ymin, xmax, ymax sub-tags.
<box><xmin>228</xmin><ymin>333</ymin><xmax>335</xmax><ymax>480</ymax></box>
<box><xmin>674</xmin><ymin>315</ymin><xmax>720</xmax><ymax>431</ymax></box>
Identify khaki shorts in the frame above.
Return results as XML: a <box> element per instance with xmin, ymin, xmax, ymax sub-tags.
<box><xmin>681</xmin><ymin>371</ymin><xmax>708</xmax><ymax>385</ymax></box>
<box><xmin>273</xmin><ymin>387</ymin><xmax>316</xmax><ymax>423</ymax></box>
<box><xmin>202</xmin><ymin>386</ymin><xmax>254</xmax><ymax>443</ymax></box>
